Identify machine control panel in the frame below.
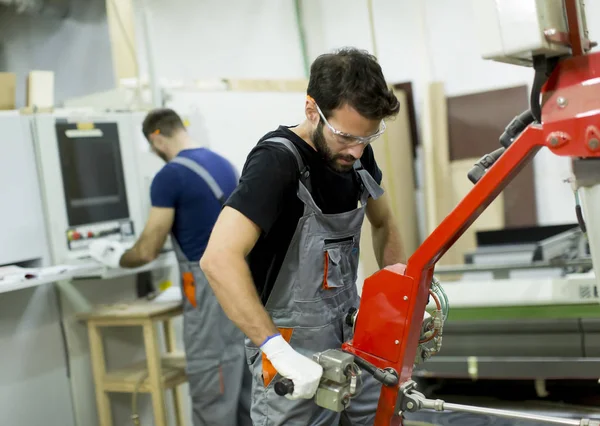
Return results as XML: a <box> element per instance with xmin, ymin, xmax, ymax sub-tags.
<box><xmin>66</xmin><ymin>219</ymin><xmax>135</xmax><ymax>251</ymax></box>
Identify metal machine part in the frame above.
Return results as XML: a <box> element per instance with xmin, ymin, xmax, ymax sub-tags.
<box><xmin>338</xmin><ymin>2</ymin><xmax>600</xmax><ymax>424</ymax></box>
<box><xmin>314</xmin><ymin>378</ymin><xmax>353</xmax><ymax>413</ymax></box>
<box><xmin>276</xmin><ymin>2</ymin><xmax>600</xmax><ymax>424</ymax></box>
<box><xmin>532</xmin><ymin>227</ymin><xmax>588</xmax><ymax>262</ymax></box>
<box><xmin>32</xmin><ymin>112</ymin><xmax>146</xmax><ymax>264</ymax></box>
<box><xmin>396</xmin><ymin>380</ymin><xmax>599</xmax><ymax>426</ymax></box>
<box><xmin>472</xmin><ymin>0</ymin><xmax>593</xmax><ymax>66</ymax></box>
<box><xmin>455</xmin><ymin>225</ymin><xmax>589</xmax><ymax>271</ymax></box>
<box><xmin>314</xmin><ymin>349</ymin><xmax>355</xmax><ymax>384</ymax></box>
<box><xmin>274</xmin><ymin>349</ymin><xmax>360</xmax><ymax>412</ymax></box>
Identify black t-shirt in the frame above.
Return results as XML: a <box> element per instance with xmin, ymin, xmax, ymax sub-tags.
<box><xmin>225</xmin><ymin>125</ymin><xmax>383</xmax><ymax>304</ymax></box>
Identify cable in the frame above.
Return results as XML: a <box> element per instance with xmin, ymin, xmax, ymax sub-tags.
<box><xmin>420</xmin><ymin>290</ymin><xmax>441</xmax><ymax>344</ymax></box>
<box><xmin>431</xmin><ymin>276</ymin><xmax>449</xmax><ymax>320</ymax></box>
<box><xmin>575</xmin><ymin>190</ymin><xmax>588</xmax><ymax>235</ymax></box>
<box><xmin>530</xmin><ymin>55</ymin><xmax>548</xmax><ymax>123</ymax></box>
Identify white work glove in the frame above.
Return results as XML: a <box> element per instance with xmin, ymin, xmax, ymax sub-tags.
<box><xmin>89</xmin><ymin>240</ymin><xmax>125</xmax><ymax>268</ymax></box>
<box><xmin>261</xmin><ymin>335</ymin><xmax>323</xmax><ymax>400</ymax></box>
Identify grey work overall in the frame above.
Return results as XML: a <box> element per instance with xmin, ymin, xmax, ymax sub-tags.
<box><xmin>169</xmin><ymin>157</ymin><xmax>252</xmax><ymax>426</ymax></box>
<box><xmin>244</xmin><ymin>138</ymin><xmax>385</xmax><ymax>425</ymax></box>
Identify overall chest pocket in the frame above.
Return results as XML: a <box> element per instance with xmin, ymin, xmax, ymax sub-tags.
<box><xmin>295</xmin><ymin>235</ymin><xmax>360</xmax><ymax>303</ymax></box>
<box><xmin>323</xmin><ymin>236</ymin><xmax>358</xmax><ymax>291</ymax></box>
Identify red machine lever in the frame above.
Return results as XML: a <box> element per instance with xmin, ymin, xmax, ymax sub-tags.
<box><xmin>342</xmin><ymin>49</ymin><xmax>600</xmax><ymax>426</ymax></box>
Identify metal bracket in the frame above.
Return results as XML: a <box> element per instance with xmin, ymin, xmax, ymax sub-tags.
<box><xmin>544</xmin><ymin>28</ymin><xmax>597</xmax><ymax>51</ymax></box>
<box><xmin>396</xmin><ymin>380</ymin><xmax>443</xmax><ymax>415</ymax></box>
<box><xmin>395</xmin><ymin>380</ymin><xmax>599</xmax><ymax>425</ymax></box>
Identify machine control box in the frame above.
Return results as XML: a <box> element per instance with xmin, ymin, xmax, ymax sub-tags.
<box><xmin>472</xmin><ymin>0</ymin><xmax>587</xmax><ymax>66</ymax></box>
<box><xmin>66</xmin><ymin>219</ymin><xmax>135</xmax><ymax>252</ymax></box>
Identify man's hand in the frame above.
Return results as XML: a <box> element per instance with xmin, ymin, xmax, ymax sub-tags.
<box><xmin>89</xmin><ymin>240</ymin><xmax>125</xmax><ymax>268</ymax></box>
<box><xmin>119</xmin><ymin>207</ymin><xmax>174</xmax><ymax>268</ymax></box>
<box><xmin>261</xmin><ymin>335</ymin><xmax>323</xmax><ymax>400</ymax></box>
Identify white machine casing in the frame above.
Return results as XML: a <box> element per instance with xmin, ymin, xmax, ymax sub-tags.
<box><xmin>0</xmin><ymin>112</ymin><xmax>50</xmax><ymax>266</ymax></box>
<box><xmin>32</xmin><ymin>110</ymin><xmax>149</xmax><ymax>264</ymax></box>
<box><xmin>472</xmin><ymin>0</ymin><xmax>588</xmax><ymax>66</ymax></box>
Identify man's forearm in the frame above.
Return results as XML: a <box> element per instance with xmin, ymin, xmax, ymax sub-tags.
<box><xmin>119</xmin><ymin>245</ymin><xmax>155</xmax><ymax>268</ymax></box>
<box><xmin>200</xmin><ymin>254</ymin><xmax>279</xmax><ymax>346</ymax></box>
<box><xmin>372</xmin><ymin>221</ymin><xmax>405</xmax><ymax>268</ymax></box>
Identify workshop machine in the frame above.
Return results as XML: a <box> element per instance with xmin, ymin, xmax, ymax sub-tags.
<box><xmin>276</xmin><ymin>0</ymin><xmax>600</xmax><ymax>425</ymax></box>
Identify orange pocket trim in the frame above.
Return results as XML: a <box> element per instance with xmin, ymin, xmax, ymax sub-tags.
<box><xmin>182</xmin><ymin>272</ymin><xmax>197</xmax><ymax>308</ymax></box>
<box><xmin>322</xmin><ymin>251</ymin><xmax>330</xmax><ymax>290</ymax></box>
<box><xmin>262</xmin><ymin>327</ymin><xmax>293</xmax><ymax>387</ymax></box>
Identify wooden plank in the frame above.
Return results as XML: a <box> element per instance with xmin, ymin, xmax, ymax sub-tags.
<box><xmin>225</xmin><ymin>79</ymin><xmax>308</xmax><ymax>92</ymax></box>
<box><xmin>144</xmin><ymin>322</ymin><xmax>168</xmax><ymax>426</ymax></box>
<box><xmin>26</xmin><ymin>71</ymin><xmax>54</xmax><ymax>108</ymax></box>
<box><xmin>103</xmin><ymin>360</ymin><xmax>187</xmax><ymax>393</ymax></box>
<box><xmin>105</xmin><ymin>0</ymin><xmax>138</xmax><ymax>83</ymax></box>
<box><xmin>360</xmin><ymin>88</ymin><xmax>419</xmax><ymax>277</ymax></box>
<box><xmin>88</xmin><ymin>324</ymin><xmax>113</xmax><ymax>426</ymax></box>
<box><xmin>443</xmin><ymin>158</ymin><xmax>505</xmax><ymax>265</ymax></box>
<box><xmin>393</xmin><ymin>82</ymin><xmax>419</xmax><ymax>159</ymax></box>
<box><xmin>447</xmin><ymin>85</ymin><xmax>537</xmax><ymax>227</ymax></box>
<box><xmin>0</xmin><ymin>73</ymin><xmax>16</xmax><ymax>110</ymax></box>
<box><xmin>77</xmin><ymin>301</ymin><xmax>182</xmax><ymax>322</ymax></box>
<box><xmin>421</xmin><ymin>82</ymin><xmax>455</xmax><ymax>264</ymax></box>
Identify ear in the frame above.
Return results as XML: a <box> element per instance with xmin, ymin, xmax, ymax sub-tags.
<box><xmin>147</xmin><ymin>134</ymin><xmax>156</xmax><ymax>145</ymax></box>
<box><xmin>152</xmin><ymin>134</ymin><xmax>166</xmax><ymax>149</ymax></box>
<box><xmin>304</xmin><ymin>97</ymin><xmax>319</xmax><ymax>125</ymax></box>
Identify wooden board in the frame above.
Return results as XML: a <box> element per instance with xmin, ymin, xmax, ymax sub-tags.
<box><xmin>226</xmin><ymin>79</ymin><xmax>308</xmax><ymax>92</ymax></box>
<box><xmin>0</xmin><ymin>73</ymin><xmax>16</xmax><ymax>110</ymax></box>
<box><xmin>77</xmin><ymin>300</ymin><xmax>182</xmax><ymax>322</ymax></box>
<box><xmin>103</xmin><ymin>359</ymin><xmax>187</xmax><ymax>393</ymax></box>
<box><xmin>394</xmin><ymin>82</ymin><xmax>419</xmax><ymax>159</ymax></box>
<box><xmin>359</xmin><ymin>89</ymin><xmax>419</xmax><ymax>277</ymax></box>
<box><xmin>26</xmin><ymin>71</ymin><xmax>54</xmax><ymax>108</ymax></box>
<box><xmin>105</xmin><ymin>0</ymin><xmax>138</xmax><ymax>83</ymax></box>
<box><xmin>421</xmin><ymin>82</ymin><xmax>455</xmax><ymax>264</ymax></box>
<box><xmin>447</xmin><ymin>85</ymin><xmax>537</xmax><ymax>228</ymax></box>
<box><xmin>443</xmin><ymin>158</ymin><xmax>505</xmax><ymax>265</ymax></box>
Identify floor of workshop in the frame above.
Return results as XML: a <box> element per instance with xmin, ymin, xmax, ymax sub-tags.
<box><xmin>402</xmin><ymin>379</ymin><xmax>600</xmax><ymax>426</ymax></box>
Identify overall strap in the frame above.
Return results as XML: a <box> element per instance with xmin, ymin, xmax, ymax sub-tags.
<box><xmin>263</xmin><ymin>137</ymin><xmax>312</xmax><ymax>192</ymax></box>
<box><xmin>170</xmin><ymin>156</ymin><xmax>227</xmax><ymax>205</ymax></box>
<box><xmin>353</xmin><ymin>159</ymin><xmax>384</xmax><ymax>204</ymax></box>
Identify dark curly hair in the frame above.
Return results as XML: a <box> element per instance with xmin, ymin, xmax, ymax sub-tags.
<box><xmin>307</xmin><ymin>47</ymin><xmax>400</xmax><ymax>121</ymax></box>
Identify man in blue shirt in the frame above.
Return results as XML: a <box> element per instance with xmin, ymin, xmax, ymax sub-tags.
<box><xmin>89</xmin><ymin>108</ymin><xmax>251</xmax><ymax>426</ymax></box>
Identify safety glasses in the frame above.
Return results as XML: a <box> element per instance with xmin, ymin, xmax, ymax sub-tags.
<box><xmin>308</xmin><ymin>95</ymin><xmax>386</xmax><ymax>146</ymax></box>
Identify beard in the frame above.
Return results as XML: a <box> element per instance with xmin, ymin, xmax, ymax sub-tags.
<box><xmin>311</xmin><ymin>122</ymin><xmax>356</xmax><ymax>172</ymax></box>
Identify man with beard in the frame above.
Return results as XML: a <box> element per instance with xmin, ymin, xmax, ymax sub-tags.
<box><xmin>88</xmin><ymin>108</ymin><xmax>252</xmax><ymax>426</ymax></box>
<box><xmin>200</xmin><ymin>48</ymin><xmax>406</xmax><ymax>425</ymax></box>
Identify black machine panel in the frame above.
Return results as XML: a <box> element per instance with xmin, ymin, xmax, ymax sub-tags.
<box><xmin>55</xmin><ymin>122</ymin><xmax>130</xmax><ymax>227</ymax></box>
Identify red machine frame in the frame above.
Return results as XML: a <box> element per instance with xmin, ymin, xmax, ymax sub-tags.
<box><xmin>342</xmin><ymin>9</ymin><xmax>600</xmax><ymax>425</ymax></box>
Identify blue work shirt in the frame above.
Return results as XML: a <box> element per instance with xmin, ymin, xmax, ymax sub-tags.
<box><xmin>150</xmin><ymin>148</ymin><xmax>238</xmax><ymax>261</ymax></box>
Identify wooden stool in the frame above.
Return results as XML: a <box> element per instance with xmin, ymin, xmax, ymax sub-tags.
<box><xmin>78</xmin><ymin>300</ymin><xmax>187</xmax><ymax>426</ymax></box>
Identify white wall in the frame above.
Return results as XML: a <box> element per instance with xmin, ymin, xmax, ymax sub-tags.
<box><xmin>135</xmin><ymin>0</ymin><xmax>600</xmax><ymax>228</ymax></box>
<box><xmin>136</xmin><ymin>0</ymin><xmax>306</xmax><ymax>82</ymax></box>
<box><xmin>0</xmin><ymin>0</ymin><xmax>114</xmax><ymax>107</ymax></box>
